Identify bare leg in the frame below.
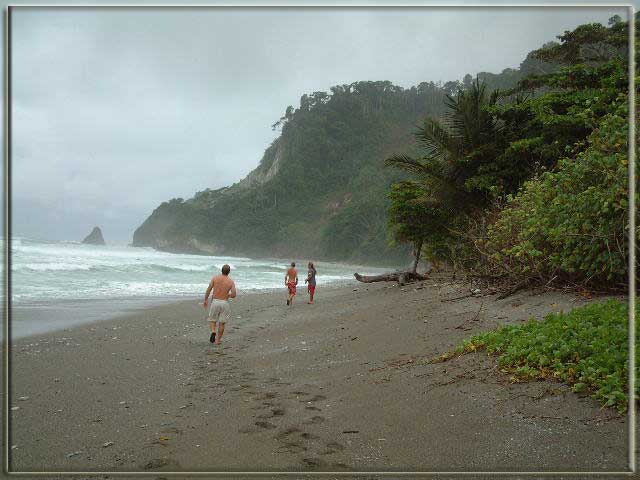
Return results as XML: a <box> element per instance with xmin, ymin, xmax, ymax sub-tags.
<box><xmin>209</xmin><ymin>321</ymin><xmax>217</xmax><ymax>343</ymax></box>
<box><xmin>215</xmin><ymin>322</ymin><xmax>225</xmax><ymax>344</ymax></box>
<box><xmin>309</xmin><ymin>289</ymin><xmax>314</xmax><ymax>304</ymax></box>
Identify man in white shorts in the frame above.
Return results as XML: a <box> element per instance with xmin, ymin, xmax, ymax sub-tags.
<box><xmin>203</xmin><ymin>264</ymin><xmax>237</xmax><ymax>345</ymax></box>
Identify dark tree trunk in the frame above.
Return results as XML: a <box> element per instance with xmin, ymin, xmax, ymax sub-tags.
<box><xmin>354</xmin><ymin>271</ymin><xmax>428</xmax><ymax>286</ymax></box>
<box><xmin>411</xmin><ymin>239</ymin><xmax>423</xmax><ymax>275</ymax></box>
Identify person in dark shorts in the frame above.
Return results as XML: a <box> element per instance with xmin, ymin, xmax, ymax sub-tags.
<box><xmin>305</xmin><ymin>261</ymin><xmax>317</xmax><ymax>304</ymax></box>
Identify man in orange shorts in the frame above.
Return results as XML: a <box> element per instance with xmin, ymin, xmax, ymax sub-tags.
<box><xmin>285</xmin><ymin>261</ymin><xmax>298</xmax><ymax>306</ymax></box>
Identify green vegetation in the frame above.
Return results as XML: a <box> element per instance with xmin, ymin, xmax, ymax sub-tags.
<box><xmin>134</xmin><ymin>15</ymin><xmax>633</xmax><ymax>279</ymax></box>
<box><xmin>388</xmin><ymin>15</ymin><xmax>635</xmax><ymax>414</ymax></box>
<box><xmin>484</xmin><ymin>105</ymin><xmax>629</xmax><ymax>287</ymax></box>
<box><xmin>135</xmin><ymin>80</ymin><xmax>455</xmax><ymax>263</ymax></box>
<box><xmin>385</xmin><ymin>15</ymin><xmax>635</xmax><ymax>289</ymax></box>
<box><xmin>385</xmin><ymin>79</ymin><xmax>508</xmax><ymax>272</ymax></box>
<box><xmin>132</xmin><ymin>17</ymin><xmax>634</xmax><ymax>411</ymax></box>
<box><xmin>444</xmin><ymin>300</ymin><xmax>634</xmax><ymax>413</ymax></box>
<box><xmin>135</xmin><ymin>76</ymin><xmax>536</xmax><ymax>263</ymax></box>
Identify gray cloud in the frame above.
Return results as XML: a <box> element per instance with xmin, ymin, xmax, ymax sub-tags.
<box><xmin>9</xmin><ymin>4</ymin><xmax>627</xmax><ymax>243</ymax></box>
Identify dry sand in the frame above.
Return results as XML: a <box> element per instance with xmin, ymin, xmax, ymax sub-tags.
<box><xmin>4</xmin><ymin>275</ymin><xmax>633</xmax><ymax>478</ymax></box>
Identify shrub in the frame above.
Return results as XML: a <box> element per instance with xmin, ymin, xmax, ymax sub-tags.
<box><xmin>456</xmin><ymin>299</ymin><xmax>634</xmax><ymax>412</ymax></box>
<box><xmin>482</xmin><ymin>101</ymin><xmax>630</xmax><ymax>289</ymax></box>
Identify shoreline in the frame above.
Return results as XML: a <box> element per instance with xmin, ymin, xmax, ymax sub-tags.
<box><xmin>8</xmin><ymin>279</ymin><xmax>361</xmax><ymax>340</ymax></box>
<box><xmin>134</xmin><ymin>242</ymin><xmax>408</xmax><ymax>269</ymax></box>
<box><xmin>6</xmin><ymin>276</ymin><xmax>630</xmax><ymax>475</ymax></box>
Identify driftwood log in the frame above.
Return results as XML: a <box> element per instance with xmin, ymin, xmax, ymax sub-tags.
<box><xmin>354</xmin><ymin>271</ymin><xmax>429</xmax><ymax>286</ymax></box>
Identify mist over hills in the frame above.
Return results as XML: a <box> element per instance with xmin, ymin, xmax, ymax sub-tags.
<box><xmin>132</xmin><ymin>49</ymin><xmax>555</xmax><ymax>265</ymax></box>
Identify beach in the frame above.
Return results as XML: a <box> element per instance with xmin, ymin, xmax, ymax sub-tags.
<box><xmin>6</xmin><ymin>276</ymin><xmax>630</xmax><ymax>477</ymax></box>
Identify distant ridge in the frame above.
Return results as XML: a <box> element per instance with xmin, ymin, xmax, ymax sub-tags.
<box><xmin>132</xmin><ymin>49</ymin><xmax>555</xmax><ymax>264</ymax></box>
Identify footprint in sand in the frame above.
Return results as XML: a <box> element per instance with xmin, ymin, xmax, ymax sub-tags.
<box><xmin>301</xmin><ymin>457</ymin><xmax>325</xmax><ymax>468</ymax></box>
<box><xmin>257</xmin><ymin>408</ymin><xmax>286</xmax><ymax>419</ymax></box>
<box><xmin>278</xmin><ymin>443</ymin><xmax>307</xmax><ymax>454</ymax></box>
<box><xmin>274</xmin><ymin>427</ymin><xmax>314</xmax><ymax>454</ymax></box>
<box><xmin>320</xmin><ymin>441</ymin><xmax>346</xmax><ymax>455</ymax></box>
<box><xmin>305</xmin><ymin>405</ymin><xmax>322</xmax><ymax>411</ymax></box>
<box><xmin>255</xmin><ymin>420</ymin><xmax>277</xmax><ymax>429</ymax></box>
<box><xmin>276</xmin><ymin>426</ymin><xmax>301</xmax><ymax>437</ymax></box>
<box><xmin>255</xmin><ymin>392</ymin><xmax>278</xmax><ymax>401</ymax></box>
<box><xmin>303</xmin><ymin>415</ymin><xmax>325</xmax><ymax>425</ymax></box>
<box><xmin>142</xmin><ymin>458</ymin><xmax>181</xmax><ymax>470</ymax></box>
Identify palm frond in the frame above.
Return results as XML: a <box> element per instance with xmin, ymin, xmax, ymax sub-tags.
<box><xmin>384</xmin><ymin>154</ymin><xmax>433</xmax><ymax>176</ymax></box>
<box><xmin>415</xmin><ymin>118</ymin><xmax>462</xmax><ymax>163</ymax></box>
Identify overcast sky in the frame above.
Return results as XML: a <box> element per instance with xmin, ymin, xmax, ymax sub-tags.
<box><xmin>10</xmin><ymin>5</ymin><xmax>627</xmax><ymax>243</ymax></box>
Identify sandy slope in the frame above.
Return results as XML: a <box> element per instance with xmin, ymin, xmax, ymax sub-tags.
<box><xmin>5</xmin><ymin>275</ymin><xmax>631</xmax><ymax>478</ymax></box>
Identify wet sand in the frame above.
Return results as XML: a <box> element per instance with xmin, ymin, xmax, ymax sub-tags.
<box><xmin>5</xmin><ymin>276</ymin><xmax>632</xmax><ymax>478</ymax></box>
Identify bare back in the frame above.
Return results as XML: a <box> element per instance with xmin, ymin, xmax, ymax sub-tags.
<box><xmin>211</xmin><ymin>274</ymin><xmax>236</xmax><ymax>300</ymax></box>
<box><xmin>286</xmin><ymin>268</ymin><xmax>298</xmax><ymax>284</ymax></box>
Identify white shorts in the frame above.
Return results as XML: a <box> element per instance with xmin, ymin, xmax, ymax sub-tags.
<box><xmin>208</xmin><ymin>299</ymin><xmax>231</xmax><ymax>324</ymax></box>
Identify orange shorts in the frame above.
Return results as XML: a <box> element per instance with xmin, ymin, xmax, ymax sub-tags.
<box><xmin>287</xmin><ymin>282</ymin><xmax>297</xmax><ymax>295</ymax></box>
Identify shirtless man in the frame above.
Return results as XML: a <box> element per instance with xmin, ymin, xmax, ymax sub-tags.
<box><xmin>285</xmin><ymin>262</ymin><xmax>298</xmax><ymax>306</ymax></box>
<box><xmin>203</xmin><ymin>264</ymin><xmax>237</xmax><ymax>345</ymax></box>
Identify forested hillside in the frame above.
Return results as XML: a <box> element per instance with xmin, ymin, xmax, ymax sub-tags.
<box><xmin>426</xmin><ymin>15</ymin><xmax>636</xmax><ymax>415</ymax></box>
<box><xmin>386</xmin><ymin>14</ymin><xmax>634</xmax><ymax>290</ymax></box>
<box><xmin>133</xmin><ymin>43</ymin><xmax>554</xmax><ymax>264</ymax></box>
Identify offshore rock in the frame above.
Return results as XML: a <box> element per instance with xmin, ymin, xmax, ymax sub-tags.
<box><xmin>82</xmin><ymin>227</ymin><xmax>106</xmax><ymax>245</ymax></box>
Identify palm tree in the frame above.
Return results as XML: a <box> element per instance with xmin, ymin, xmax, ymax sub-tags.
<box><xmin>385</xmin><ymin>77</ymin><xmax>501</xmax><ymax>210</ymax></box>
<box><xmin>384</xmin><ymin>78</ymin><xmax>502</xmax><ymax>273</ymax></box>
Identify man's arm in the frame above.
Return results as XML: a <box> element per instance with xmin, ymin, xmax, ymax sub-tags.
<box><xmin>229</xmin><ymin>281</ymin><xmax>237</xmax><ymax>299</ymax></box>
<box><xmin>204</xmin><ymin>278</ymin><xmax>214</xmax><ymax>308</ymax></box>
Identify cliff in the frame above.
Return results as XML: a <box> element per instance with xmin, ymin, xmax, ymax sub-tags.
<box><xmin>133</xmin><ymin>53</ymin><xmax>555</xmax><ymax>263</ymax></box>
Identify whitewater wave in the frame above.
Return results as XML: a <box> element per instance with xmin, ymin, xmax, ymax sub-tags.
<box><xmin>12</xmin><ymin>262</ymin><xmax>217</xmax><ymax>274</ymax></box>
<box><xmin>10</xmin><ymin>239</ymin><xmax>383</xmax><ymax>303</ymax></box>
<box><xmin>15</xmin><ymin>263</ymin><xmax>93</xmax><ymax>272</ymax></box>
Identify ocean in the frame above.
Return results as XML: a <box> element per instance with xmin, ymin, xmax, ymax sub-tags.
<box><xmin>7</xmin><ymin>238</ymin><xmax>386</xmax><ymax>338</ymax></box>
